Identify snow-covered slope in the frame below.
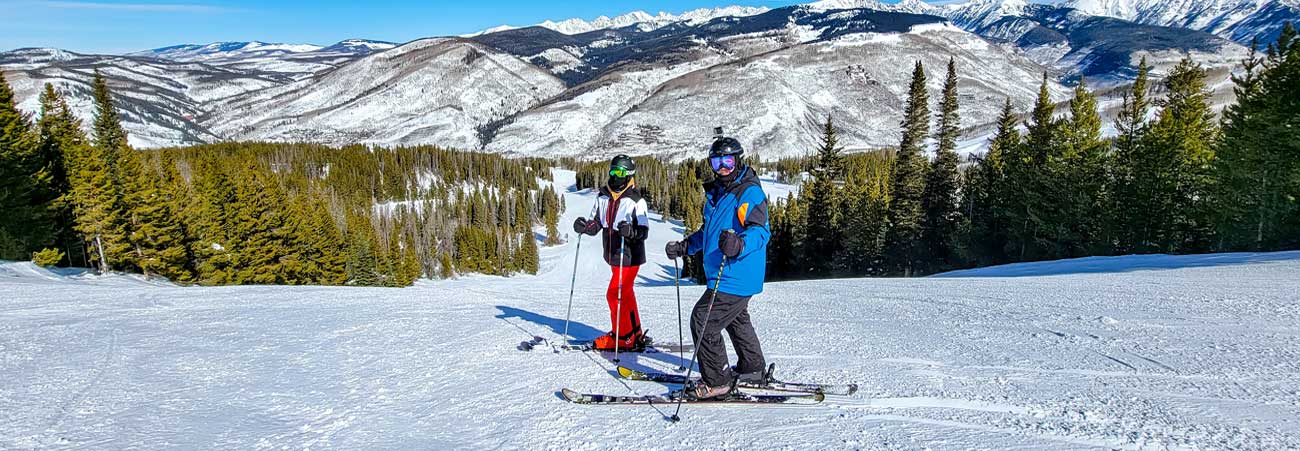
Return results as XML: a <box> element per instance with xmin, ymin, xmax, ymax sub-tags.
<box><xmin>467</xmin><ymin>5</ymin><xmax>772</xmax><ymax>36</ymax></box>
<box><xmin>130</xmin><ymin>41</ymin><xmax>325</xmax><ymax>61</ymax></box>
<box><xmin>208</xmin><ymin>38</ymin><xmax>567</xmax><ymax>149</ymax></box>
<box><xmin>2</xmin><ymin>169</ymin><xmax>1298</xmax><ymax>449</ymax></box>
<box><xmin>0</xmin><ymin>49</ymin><xmax>285</xmax><ymax>148</ymax></box>
<box><xmin>1060</xmin><ymin>0</ymin><xmax>1300</xmax><ymax>43</ymax></box>
<box><xmin>488</xmin><ymin>23</ymin><xmax>1064</xmax><ymax>160</ymax></box>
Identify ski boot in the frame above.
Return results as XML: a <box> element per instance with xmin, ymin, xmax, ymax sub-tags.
<box><xmin>735</xmin><ymin>363</ymin><xmax>776</xmax><ymax>385</ymax></box>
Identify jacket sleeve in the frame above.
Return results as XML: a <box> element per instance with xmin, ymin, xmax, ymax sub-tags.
<box><xmin>735</xmin><ymin>186</ymin><xmax>770</xmax><ymax>260</ymax></box>
<box><xmin>589</xmin><ymin>196</ymin><xmax>602</xmax><ymax>225</ymax></box>
<box><xmin>685</xmin><ymin>229</ymin><xmax>705</xmax><ymax>255</ymax></box>
<box><xmin>629</xmin><ymin>198</ymin><xmax>650</xmax><ymax>241</ymax></box>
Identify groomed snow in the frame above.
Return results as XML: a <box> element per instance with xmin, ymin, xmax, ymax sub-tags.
<box><xmin>2</xmin><ymin>169</ymin><xmax>1298</xmax><ymax>449</ymax></box>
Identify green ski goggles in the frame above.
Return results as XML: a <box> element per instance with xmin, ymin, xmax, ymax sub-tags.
<box><xmin>609</xmin><ymin>167</ymin><xmax>635</xmax><ymax>178</ymax></box>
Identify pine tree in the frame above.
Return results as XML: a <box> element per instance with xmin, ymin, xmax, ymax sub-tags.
<box><xmin>1003</xmin><ymin>75</ymin><xmax>1055</xmax><ymax>261</ymax></box>
<box><xmin>299</xmin><ymin>199</ymin><xmax>347</xmax><ymax>285</ymax></box>
<box><xmin>72</xmin><ymin>71</ymin><xmax>135</xmax><ymax>272</ymax></box>
<box><xmin>834</xmin><ymin>152</ymin><xmax>891</xmax><ymax>276</ymax></box>
<box><xmin>130</xmin><ymin>155</ymin><xmax>194</xmax><ymax>282</ymax></box>
<box><xmin>1215</xmin><ymin>25</ymin><xmax>1300</xmax><ymax>251</ymax></box>
<box><xmin>920</xmin><ymin>58</ymin><xmax>963</xmax><ymax>273</ymax></box>
<box><xmin>883</xmin><ymin>61</ymin><xmax>931</xmax><ymax>276</ymax></box>
<box><xmin>0</xmin><ymin>74</ymin><xmax>40</xmax><ymax>260</ymax></box>
<box><xmin>1142</xmin><ymin>58</ymin><xmax>1219</xmax><ymax>253</ymax></box>
<box><xmin>965</xmin><ymin>98</ymin><xmax>1018</xmax><ymax>266</ymax></box>
<box><xmin>1025</xmin><ymin>72</ymin><xmax>1056</xmax><ymax>164</ymax></box>
<box><xmin>189</xmin><ymin>155</ymin><xmax>238</xmax><ymax>283</ymax></box>
<box><xmin>1047</xmin><ymin>79</ymin><xmax>1110</xmax><ymax>258</ymax></box>
<box><xmin>516</xmin><ymin>232</ymin><xmax>539</xmax><ymax>274</ymax></box>
<box><xmin>346</xmin><ymin>215</ymin><xmax>382</xmax><ymax>286</ymax></box>
<box><xmin>36</xmin><ymin>84</ymin><xmax>86</xmax><ymax>266</ymax></box>
<box><xmin>542</xmin><ymin>185</ymin><xmax>562</xmax><ymax>245</ymax></box>
<box><xmin>230</xmin><ymin>160</ymin><xmax>302</xmax><ymax>284</ymax></box>
<box><xmin>438</xmin><ymin>252</ymin><xmax>454</xmax><ymax>279</ymax></box>
<box><xmin>803</xmin><ymin>115</ymin><xmax>844</xmax><ymax>277</ymax></box>
<box><xmin>1113</xmin><ymin>58</ymin><xmax>1153</xmax><ymax>254</ymax></box>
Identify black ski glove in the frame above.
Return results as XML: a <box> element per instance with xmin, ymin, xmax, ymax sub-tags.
<box><xmin>573</xmin><ymin>217</ymin><xmax>601</xmax><ymax>236</ymax></box>
<box><xmin>719</xmin><ymin>230</ymin><xmax>744</xmax><ymax>258</ymax></box>
<box><xmin>665</xmin><ymin>240</ymin><xmax>687</xmax><ymax>260</ymax></box>
<box><xmin>617</xmin><ymin>221</ymin><xmax>638</xmax><ymax>239</ymax></box>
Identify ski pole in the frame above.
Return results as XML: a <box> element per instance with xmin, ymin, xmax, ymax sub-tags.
<box><xmin>671</xmin><ymin>252</ymin><xmax>730</xmax><ymax>423</ymax></box>
<box><xmin>613</xmin><ymin>233</ymin><xmax>626</xmax><ymax>363</ymax></box>
<box><xmin>673</xmin><ymin>256</ymin><xmax>686</xmax><ymax>372</ymax></box>
<box><xmin>561</xmin><ymin>234</ymin><xmax>583</xmax><ymax>350</ymax></box>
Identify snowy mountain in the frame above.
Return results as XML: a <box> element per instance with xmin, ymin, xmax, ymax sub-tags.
<box><xmin>207</xmin><ymin>38</ymin><xmax>567</xmax><ymax>150</ymax></box>
<box><xmin>0</xmin><ymin>48</ymin><xmax>287</xmax><ymax>148</ymax></box>
<box><xmin>1060</xmin><ymin>0</ymin><xmax>1300</xmax><ymax>43</ymax></box>
<box><xmin>466</xmin><ymin>6</ymin><xmax>772</xmax><ymax>36</ymax></box>
<box><xmin>130</xmin><ymin>41</ymin><xmax>325</xmax><ymax>61</ymax></box>
<box><xmin>3</xmin><ymin>168</ymin><xmax>1299</xmax><ymax>449</ymax></box>
<box><xmin>0</xmin><ymin>0</ymin><xmax>1256</xmax><ymax>155</ymax></box>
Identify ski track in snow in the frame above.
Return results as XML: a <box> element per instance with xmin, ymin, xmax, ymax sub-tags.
<box><xmin>2</xmin><ymin>170</ymin><xmax>1299</xmax><ymax>450</ymax></box>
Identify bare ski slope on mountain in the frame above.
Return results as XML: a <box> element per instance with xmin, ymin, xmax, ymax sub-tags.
<box><xmin>2</xmin><ymin>170</ymin><xmax>1298</xmax><ymax>449</ymax></box>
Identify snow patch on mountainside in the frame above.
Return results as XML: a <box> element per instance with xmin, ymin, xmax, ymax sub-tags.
<box><xmin>471</xmin><ymin>6</ymin><xmax>771</xmax><ymax>36</ymax></box>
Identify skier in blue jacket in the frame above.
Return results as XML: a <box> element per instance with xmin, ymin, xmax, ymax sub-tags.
<box><xmin>665</xmin><ymin>134</ymin><xmax>771</xmax><ymax>400</ymax></box>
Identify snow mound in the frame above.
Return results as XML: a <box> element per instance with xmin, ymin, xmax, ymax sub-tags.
<box><xmin>0</xmin><ymin>261</ymin><xmax>172</xmax><ymax>287</ymax></box>
<box><xmin>934</xmin><ymin>251</ymin><xmax>1300</xmax><ymax>278</ymax></box>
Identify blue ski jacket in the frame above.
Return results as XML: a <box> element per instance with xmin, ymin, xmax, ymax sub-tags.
<box><xmin>686</xmin><ymin>166</ymin><xmax>770</xmax><ymax>297</ymax></box>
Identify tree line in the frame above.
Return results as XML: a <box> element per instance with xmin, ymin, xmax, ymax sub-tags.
<box><xmin>0</xmin><ymin>71</ymin><xmax>564</xmax><ymax>285</ymax></box>
<box><xmin>765</xmin><ymin>24</ymin><xmax>1299</xmax><ymax>280</ymax></box>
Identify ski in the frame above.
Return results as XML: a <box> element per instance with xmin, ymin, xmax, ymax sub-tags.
<box><xmin>560</xmin><ymin>341</ymin><xmax>694</xmax><ymax>353</ymax></box>
<box><xmin>617</xmin><ymin>366</ymin><xmax>858</xmax><ymax>396</ymax></box>
<box><xmin>517</xmin><ymin>335</ymin><xmax>694</xmax><ymax>354</ymax></box>
<box><xmin>560</xmin><ymin>388</ymin><xmax>824</xmax><ymax>406</ymax></box>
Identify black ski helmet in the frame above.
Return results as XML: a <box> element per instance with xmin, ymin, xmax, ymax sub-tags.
<box><xmin>709</xmin><ymin>137</ymin><xmax>744</xmax><ymax>157</ymax></box>
<box><xmin>607</xmin><ymin>154</ymin><xmax>635</xmax><ymax>191</ymax></box>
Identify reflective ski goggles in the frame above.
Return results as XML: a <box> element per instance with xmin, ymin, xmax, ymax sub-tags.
<box><xmin>709</xmin><ymin>155</ymin><xmax>737</xmax><ymax>172</ymax></box>
<box><xmin>609</xmin><ymin>167</ymin><xmax>635</xmax><ymax>178</ymax></box>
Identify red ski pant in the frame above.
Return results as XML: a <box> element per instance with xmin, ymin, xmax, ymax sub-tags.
<box><xmin>606</xmin><ymin>265</ymin><xmax>642</xmax><ymax>340</ymax></box>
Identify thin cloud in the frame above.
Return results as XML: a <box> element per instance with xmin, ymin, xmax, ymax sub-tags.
<box><xmin>39</xmin><ymin>1</ymin><xmax>240</xmax><ymax>13</ymax></box>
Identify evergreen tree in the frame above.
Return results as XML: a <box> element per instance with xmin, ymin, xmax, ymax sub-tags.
<box><xmin>0</xmin><ymin>74</ymin><xmax>40</xmax><ymax>260</ymax></box>
<box><xmin>298</xmin><ymin>199</ymin><xmax>347</xmax><ymax>285</ymax></box>
<box><xmin>920</xmin><ymin>58</ymin><xmax>963</xmax><ymax>272</ymax></box>
<box><xmin>1049</xmin><ymin>79</ymin><xmax>1110</xmax><ymax>258</ymax></box>
<box><xmin>36</xmin><ymin>84</ymin><xmax>86</xmax><ymax>266</ymax></box>
<box><xmin>73</xmin><ymin>71</ymin><xmax>134</xmax><ymax>272</ymax></box>
<box><xmin>542</xmin><ymin>185</ymin><xmax>561</xmax><ymax>245</ymax></box>
<box><xmin>834</xmin><ymin>152</ymin><xmax>891</xmax><ymax>276</ymax></box>
<box><xmin>230</xmin><ymin>160</ymin><xmax>302</xmax><ymax>284</ymax></box>
<box><xmin>516</xmin><ymin>232</ymin><xmax>539</xmax><ymax>274</ymax></box>
<box><xmin>1215</xmin><ymin>25</ymin><xmax>1300</xmax><ymax>251</ymax></box>
<box><xmin>803</xmin><ymin>115</ymin><xmax>844</xmax><ymax>277</ymax></box>
<box><xmin>965</xmin><ymin>98</ymin><xmax>1018</xmax><ymax>265</ymax></box>
<box><xmin>1141</xmin><ymin>58</ymin><xmax>1219</xmax><ymax>253</ymax></box>
<box><xmin>1003</xmin><ymin>75</ymin><xmax>1055</xmax><ymax>261</ymax></box>
<box><xmin>130</xmin><ymin>155</ymin><xmax>194</xmax><ymax>282</ymax></box>
<box><xmin>438</xmin><ymin>252</ymin><xmax>454</xmax><ymax>279</ymax></box>
<box><xmin>1112</xmin><ymin>58</ymin><xmax>1153</xmax><ymax>254</ymax></box>
<box><xmin>189</xmin><ymin>155</ymin><xmax>238</xmax><ymax>283</ymax></box>
<box><xmin>346</xmin><ymin>217</ymin><xmax>382</xmax><ymax>286</ymax></box>
<box><xmin>883</xmin><ymin>61</ymin><xmax>931</xmax><ymax>276</ymax></box>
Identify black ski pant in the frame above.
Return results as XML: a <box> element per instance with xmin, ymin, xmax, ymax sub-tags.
<box><xmin>690</xmin><ymin>289</ymin><xmax>766</xmax><ymax>388</ymax></box>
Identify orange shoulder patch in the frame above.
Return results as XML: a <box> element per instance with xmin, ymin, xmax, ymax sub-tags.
<box><xmin>737</xmin><ymin>202</ymin><xmax>750</xmax><ymax>224</ymax></box>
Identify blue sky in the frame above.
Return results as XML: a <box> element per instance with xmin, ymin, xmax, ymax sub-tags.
<box><xmin>0</xmin><ymin>0</ymin><xmax>965</xmax><ymax>54</ymax></box>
